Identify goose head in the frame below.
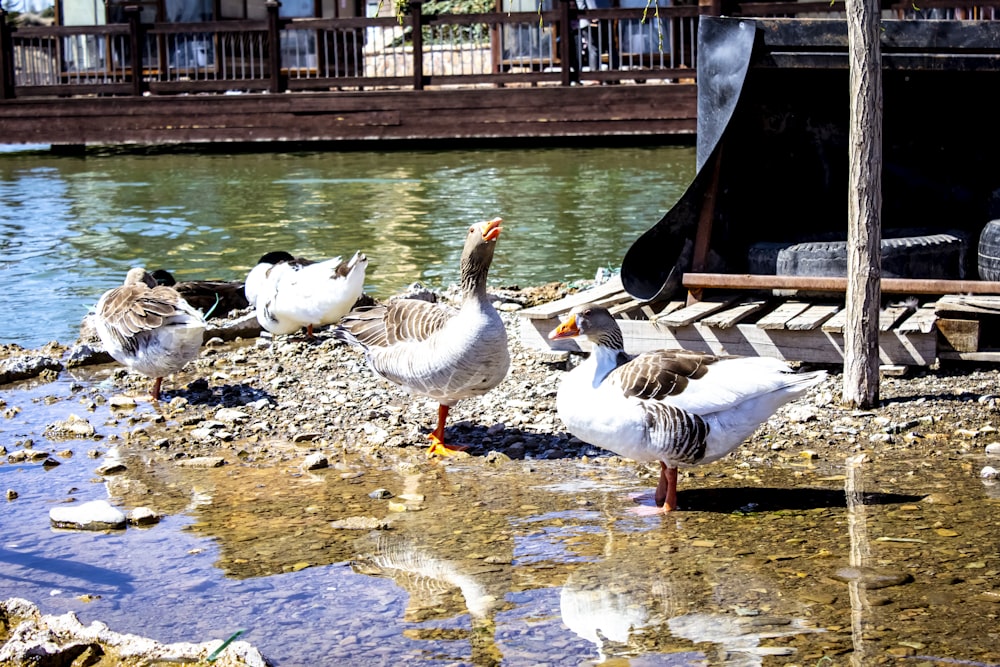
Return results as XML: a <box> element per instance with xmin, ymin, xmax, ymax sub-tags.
<box><xmin>123</xmin><ymin>267</ymin><xmax>158</xmax><ymax>289</ymax></box>
<box><xmin>460</xmin><ymin>217</ymin><xmax>503</xmax><ymax>295</ymax></box>
<box><xmin>548</xmin><ymin>303</ymin><xmax>624</xmax><ymax>350</ymax></box>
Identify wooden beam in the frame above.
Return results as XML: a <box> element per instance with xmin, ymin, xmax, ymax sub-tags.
<box><xmin>682</xmin><ymin>273</ymin><xmax>1000</xmax><ymax>295</ymax></box>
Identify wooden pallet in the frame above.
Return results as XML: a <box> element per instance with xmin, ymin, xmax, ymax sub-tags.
<box><xmin>518</xmin><ymin>278</ymin><xmax>947</xmax><ymax>366</ymax></box>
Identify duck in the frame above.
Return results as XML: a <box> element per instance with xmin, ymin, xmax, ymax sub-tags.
<box><xmin>548</xmin><ymin>304</ymin><xmax>827</xmax><ymax>513</ymax></box>
<box><xmin>333</xmin><ymin>217</ymin><xmax>510</xmax><ymax>457</ymax></box>
<box><xmin>150</xmin><ymin>269</ymin><xmax>249</xmax><ymax>318</ymax></box>
<box><xmin>245</xmin><ymin>250</ymin><xmax>368</xmax><ymax>338</ymax></box>
<box><xmin>92</xmin><ymin>267</ymin><xmax>207</xmax><ymax>401</ymax></box>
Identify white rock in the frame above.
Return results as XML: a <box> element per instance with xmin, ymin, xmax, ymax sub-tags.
<box><xmin>785</xmin><ymin>404</ymin><xmax>819</xmax><ymax>423</ymax></box>
<box><xmin>127</xmin><ymin>507</ymin><xmax>161</xmax><ymax>526</ymax></box>
<box><xmin>214</xmin><ymin>408</ymin><xmax>249</xmax><ymax>424</ymax></box>
<box><xmin>49</xmin><ymin>500</ymin><xmax>126</xmax><ymax>530</ymax></box>
<box><xmin>302</xmin><ymin>453</ymin><xmax>328</xmax><ymax>470</ymax></box>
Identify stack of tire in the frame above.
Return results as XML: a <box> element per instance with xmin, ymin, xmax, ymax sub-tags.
<box><xmin>978</xmin><ymin>220</ymin><xmax>1000</xmax><ymax>281</ymax></box>
<box><xmin>748</xmin><ymin>229</ymin><xmax>970</xmax><ymax>281</ymax></box>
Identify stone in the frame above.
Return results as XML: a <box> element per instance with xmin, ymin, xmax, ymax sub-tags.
<box><xmin>127</xmin><ymin>507</ymin><xmax>161</xmax><ymax>526</ymax></box>
<box><xmin>302</xmin><ymin>453</ymin><xmax>328</xmax><ymax>470</ymax></box>
<box><xmin>49</xmin><ymin>500</ymin><xmax>126</xmax><ymax>530</ymax></box>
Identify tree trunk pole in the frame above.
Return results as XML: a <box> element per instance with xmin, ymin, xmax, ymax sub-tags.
<box><xmin>843</xmin><ymin>0</ymin><xmax>883</xmax><ymax>408</ymax></box>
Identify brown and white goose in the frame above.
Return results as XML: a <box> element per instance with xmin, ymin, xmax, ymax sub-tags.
<box><xmin>333</xmin><ymin>217</ymin><xmax>510</xmax><ymax>456</ymax></box>
<box><xmin>93</xmin><ymin>267</ymin><xmax>207</xmax><ymax>401</ymax></box>
<box><xmin>549</xmin><ymin>304</ymin><xmax>826</xmax><ymax>513</ymax></box>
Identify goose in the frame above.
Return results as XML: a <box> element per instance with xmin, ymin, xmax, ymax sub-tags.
<box><xmin>246</xmin><ymin>250</ymin><xmax>368</xmax><ymax>338</ymax></box>
<box><xmin>93</xmin><ymin>267</ymin><xmax>207</xmax><ymax>401</ymax></box>
<box><xmin>333</xmin><ymin>217</ymin><xmax>510</xmax><ymax>457</ymax></box>
<box><xmin>150</xmin><ymin>269</ymin><xmax>249</xmax><ymax>318</ymax></box>
<box><xmin>244</xmin><ymin>251</ymin><xmax>309</xmax><ymax>308</ymax></box>
<box><xmin>548</xmin><ymin>304</ymin><xmax>826</xmax><ymax>513</ymax></box>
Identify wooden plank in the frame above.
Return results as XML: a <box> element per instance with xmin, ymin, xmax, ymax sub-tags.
<box><xmin>785</xmin><ymin>304</ymin><xmax>841</xmax><ymax>331</ymax></box>
<box><xmin>520</xmin><ymin>311</ymin><xmax>937</xmax><ymax>365</ymax></box>
<box><xmin>937</xmin><ymin>318</ymin><xmax>980</xmax><ymax>353</ymax></box>
<box><xmin>618</xmin><ymin>320</ymin><xmax>936</xmax><ymax>366</ymax></box>
<box><xmin>652</xmin><ymin>297</ymin><xmax>736</xmax><ymax>328</ymax></box>
<box><xmin>519</xmin><ymin>275</ymin><xmax>624</xmax><ymax>320</ymax></box>
<box><xmin>821</xmin><ymin>307</ymin><xmax>850</xmax><ymax>333</ymax></box>
<box><xmin>897</xmin><ymin>304</ymin><xmax>937</xmax><ymax>334</ymax></box>
<box><xmin>935</xmin><ymin>294</ymin><xmax>1000</xmax><ymax>316</ymax></box>
<box><xmin>756</xmin><ymin>301</ymin><xmax>811</xmax><ymax>330</ymax></box>
<box><xmin>879</xmin><ymin>305</ymin><xmax>913</xmax><ymax>332</ymax></box>
<box><xmin>701</xmin><ymin>300</ymin><xmax>768</xmax><ymax>328</ymax></box>
<box><xmin>609</xmin><ymin>298</ymin><xmax>647</xmax><ymax>316</ymax></box>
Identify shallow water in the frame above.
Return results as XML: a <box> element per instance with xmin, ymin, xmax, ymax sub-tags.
<box><xmin>0</xmin><ymin>144</ymin><xmax>695</xmax><ymax>350</ymax></box>
<box><xmin>3</xmin><ymin>375</ymin><xmax>1000</xmax><ymax>666</ymax></box>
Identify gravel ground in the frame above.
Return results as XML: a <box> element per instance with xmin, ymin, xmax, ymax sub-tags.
<box><xmin>4</xmin><ymin>280</ymin><xmax>999</xmax><ymax>475</ymax></box>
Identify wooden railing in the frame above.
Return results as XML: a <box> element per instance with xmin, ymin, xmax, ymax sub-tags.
<box><xmin>0</xmin><ymin>0</ymin><xmax>703</xmax><ymax>99</ymax></box>
<box><xmin>3</xmin><ymin>0</ymin><xmax>1000</xmax><ymax>100</ymax></box>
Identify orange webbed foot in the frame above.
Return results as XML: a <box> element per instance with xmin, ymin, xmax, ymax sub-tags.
<box><xmin>426</xmin><ymin>433</ymin><xmax>468</xmax><ymax>458</ymax></box>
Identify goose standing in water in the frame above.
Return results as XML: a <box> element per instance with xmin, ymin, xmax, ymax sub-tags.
<box><xmin>333</xmin><ymin>217</ymin><xmax>510</xmax><ymax>457</ymax></box>
<box><xmin>245</xmin><ymin>250</ymin><xmax>368</xmax><ymax>338</ymax></box>
<box><xmin>549</xmin><ymin>304</ymin><xmax>826</xmax><ymax>513</ymax></box>
<box><xmin>93</xmin><ymin>267</ymin><xmax>207</xmax><ymax>401</ymax></box>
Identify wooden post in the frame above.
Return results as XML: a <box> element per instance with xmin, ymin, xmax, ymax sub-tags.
<box><xmin>124</xmin><ymin>7</ymin><xmax>145</xmax><ymax>97</ymax></box>
<box><xmin>843</xmin><ymin>0</ymin><xmax>883</xmax><ymax>408</ymax></box>
<box><xmin>266</xmin><ymin>1</ymin><xmax>284</xmax><ymax>94</ymax></box>
<box><xmin>559</xmin><ymin>0</ymin><xmax>574</xmax><ymax>86</ymax></box>
<box><xmin>411</xmin><ymin>0</ymin><xmax>424</xmax><ymax>90</ymax></box>
<box><xmin>1</xmin><ymin>8</ymin><xmax>15</xmax><ymax>99</ymax></box>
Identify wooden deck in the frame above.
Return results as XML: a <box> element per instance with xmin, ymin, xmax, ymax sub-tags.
<box><xmin>519</xmin><ymin>275</ymin><xmax>1000</xmax><ymax>367</ymax></box>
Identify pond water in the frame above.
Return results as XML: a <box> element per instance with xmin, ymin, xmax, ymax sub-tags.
<box><xmin>0</xmin><ymin>144</ymin><xmax>695</xmax><ymax>350</ymax></box>
<box><xmin>4</xmin><ymin>374</ymin><xmax>1000</xmax><ymax>666</ymax></box>
<box><xmin>3</xmin><ymin>145</ymin><xmax>1000</xmax><ymax>667</ymax></box>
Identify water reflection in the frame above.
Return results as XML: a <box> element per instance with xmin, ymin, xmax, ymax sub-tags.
<box><xmin>0</xmin><ymin>146</ymin><xmax>695</xmax><ymax>349</ymax></box>
<box><xmin>4</xmin><ymin>379</ymin><xmax>1000</xmax><ymax>665</ymax></box>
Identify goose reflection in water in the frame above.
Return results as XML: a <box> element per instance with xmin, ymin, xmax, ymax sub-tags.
<box><xmin>351</xmin><ymin>532</ymin><xmax>510</xmax><ymax>666</ymax></box>
<box><xmin>558</xmin><ymin>524</ymin><xmax>824</xmax><ymax>666</ymax></box>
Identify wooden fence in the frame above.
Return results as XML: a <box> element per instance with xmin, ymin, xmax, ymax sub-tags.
<box><xmin>1</xmin><ymin>1</ymin><xmax>706</xmax><ymax>99</ymax></box>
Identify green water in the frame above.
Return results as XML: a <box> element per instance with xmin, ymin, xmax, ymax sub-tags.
<box><xmin>0</xmin><ymin>145</ymin><xmax>696</xmax><ymax>349</ymax></box>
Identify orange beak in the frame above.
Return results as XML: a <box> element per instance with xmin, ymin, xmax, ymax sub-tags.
<box><xmin>548</xmin><ymin>313</ymin><xmax>580</xmax><ymax>340</ymax></box>
<box><xmin>482</xmin><ymin>217</ymin><xmax>503</xmax><ymax>242</ymax></box>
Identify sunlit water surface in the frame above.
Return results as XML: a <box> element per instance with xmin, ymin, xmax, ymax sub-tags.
<box><xmin>4</xmin><ymin>377</ymin><xmax>1000</xmax><ymax>667</ymax></box>
<box><xmin>0</xmin><ymin>145</ymin><xmax>695</xmax><ymax>349</ymax></box>
<box><xmin>3</xmin><ymin>145</ymin><xmax>1000</xmax><ymax>667</ymax></box>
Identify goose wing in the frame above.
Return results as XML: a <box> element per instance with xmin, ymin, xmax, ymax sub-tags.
<box><xmin>339</xmin><ymin>298</ymin><xmax>458</xmax><ymax>349</ymax></box>
<box><xmin>605</xmin><ymin>350</ymin><xmax>719</xmax><ymax>401</ymax></box>
<box><xmin>97</xmin><ymin>285</ymin><xmax>188</xmax><ymax>353</ymax></box>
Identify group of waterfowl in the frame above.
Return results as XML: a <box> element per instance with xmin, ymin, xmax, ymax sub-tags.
<box><xmin>92</xmin><ymin>216</ymin><xmax>825</xmax><ymax>512</ymax></box>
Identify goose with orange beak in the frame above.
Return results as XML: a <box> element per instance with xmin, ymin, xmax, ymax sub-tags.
<box><xmin>549</xmin><ymin>303</ymin><xmax>826</xmax><ymax>512</ymax></box>
<box><xmin>334</xmin><ymin>218</ymin><xmax>509</xmax><ymax>456</ymax></box>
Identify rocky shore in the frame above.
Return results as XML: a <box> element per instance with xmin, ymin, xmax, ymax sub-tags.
<box><xmin>4</xmin><ymin>280</ymin><xmax>998</xmax><ymax>467</ymax></box>
<box><xmin>3</xmin><ymin>280</ymin><xmax>1000</xmax><ymax>665</ymax></box>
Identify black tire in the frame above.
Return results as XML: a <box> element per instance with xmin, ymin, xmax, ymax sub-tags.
<box><xmin>978</xmin><ymin>220</ymin><xmax>1000</xmax><ymax>281</ymax></box>
<box><xmin>774</xmin><ymin>232</ymin><xmax>968</xmax><ymax>280</ymax></box>
<box><xmin>747</xmin><ymin>242</ymin><xmax>794</xmax><ymax>275</ymax></box>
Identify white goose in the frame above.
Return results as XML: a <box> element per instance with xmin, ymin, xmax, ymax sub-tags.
<box><xmin>549</xmin><ymin>304</ymin><xmax>826</xmax><ymax>513</ymax></box>
<box><xmin>93</xmin><ymin>267</ymin><xmax>207</xmax><ymax>401</ymax></box>
<box><xmin>246</xmin><ymin>250</ymin><xmax>368</xmax><ymax>338</ymax></box>
<box><xmin>333</xmin><ymin>217</ymin><xmax>510</xmax><ymax>457</ymax></box>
